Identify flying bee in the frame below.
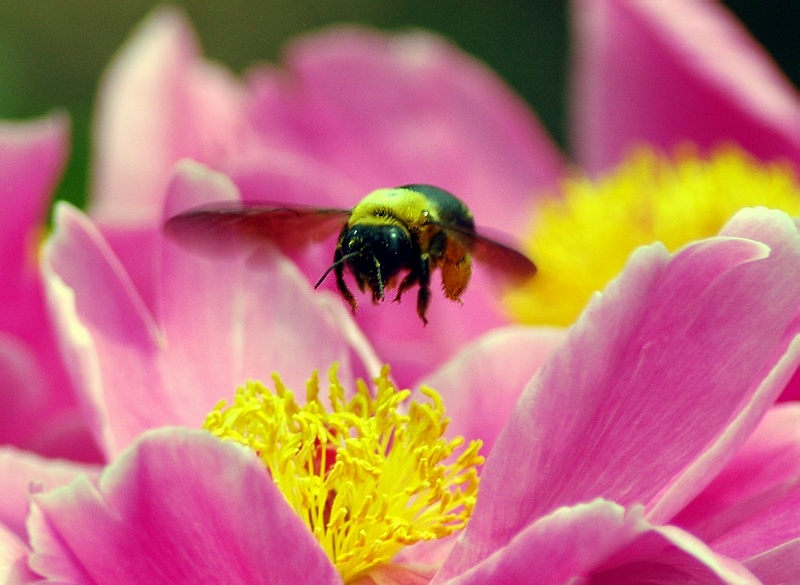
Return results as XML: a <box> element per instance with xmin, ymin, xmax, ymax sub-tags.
<box><xmin>164</xmin><ymin>184</ymin><xmax>536</xmax><ymax>324</ymax></box>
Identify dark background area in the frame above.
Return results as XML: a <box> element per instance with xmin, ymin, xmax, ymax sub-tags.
<box><xmin>0</xmin><ymin>1</ymin><xmax>797</xmax><ymax>207</ymax></box>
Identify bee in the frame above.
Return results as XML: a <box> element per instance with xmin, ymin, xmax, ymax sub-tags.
<box><xmin>165</xmin><ymin>184</ymin><xmax>536</xmax><ymax>324</ymax></box>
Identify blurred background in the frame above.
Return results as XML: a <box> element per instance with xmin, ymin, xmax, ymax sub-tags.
<box><xmin>0</xmin><ymin>1</ymin><xmax>797</xmax><ymax>207</ymax></box>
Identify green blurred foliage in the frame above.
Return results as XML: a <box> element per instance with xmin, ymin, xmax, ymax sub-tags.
<box><xmin>0</xmin><ymin>1</ymin><xmax>796</xmax><ymax>210</ymax></box>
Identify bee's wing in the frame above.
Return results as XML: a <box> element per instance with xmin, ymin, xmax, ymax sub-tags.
<box><xmin>438</xmin><ymin>222</ymin><xmax>537</xmax><ymax>282</ymax></box>
<box><xmin>164</xmin><ymin>201</ymin><xmax>351</xmax><ymax>258</ymax></box>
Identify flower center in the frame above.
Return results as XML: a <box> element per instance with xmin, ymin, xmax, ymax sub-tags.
<box><xmin>203</xmin><ymin>364</ymin><xmax>483</xmax><ymax>583</ymax></box>
<box><xmin>505</xmin><ymin>145</ymin><xmax>800</xmax><ymax>326</ymax></box>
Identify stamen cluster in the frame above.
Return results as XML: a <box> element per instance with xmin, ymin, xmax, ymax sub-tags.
<box><xmin>506</xmin><ymin>145</ymin><xmax>800</xmax><ymax>325</ymax></box>
<box><xmin>204</xmin><ymin>364</ymin><xmax>483</xmax><ymax>583</ymax></box>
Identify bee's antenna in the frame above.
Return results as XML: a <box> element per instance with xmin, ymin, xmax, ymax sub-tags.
<box><xmin>314</xmin><ymin>251</ymin><xmax>359</xmax><ymax>289</ymax></box>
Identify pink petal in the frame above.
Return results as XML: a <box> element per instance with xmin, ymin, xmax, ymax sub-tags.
<box><xmin>0</xmin><ymin>337</ymin><xmax>46</xmax><ymax>450</ymax></box>
<box><xmin>97</xmin><ymin>225</ymin><xmax>162</xmax><ymax>320</ymax></box>
<box><xmin>438</xmin><ymin>500</ymin><xmax>637</xmax><ymax>585</ymax></box>
<box><xmin>572</xmin><ymin>0</ymin><xmax>800</xmax><ymax>174</ymax></box>
<box><xmin>436</xmin><ymin>500</ymin><xmax>757</xmax><ymax>584</ymax></box>
<box><xmin>675</xmin><ymin>403</ymin><xmax>800</xmax><ymax>583</ymax></box>
<box><xmin>0</xmin><ymin>113</ymin><xmax>98</xmax><ymax>458</ymax></box>
<box><xmin>440</xmin><ymin>208</ymin><xmax>800</xmax><ymax>576</ymax></box>
<box><xmin>0</xmin><ymin>524</ymin><xmax>37</xmax><ymax>585</ymax></box>
<box><xmin>778</xmin><ymin>365</ymin><xmax>800</xmax><ymax>401</ymax></box>
<box><xmin>347</xmin><ymin>270</ymin><xmax>514</xmax><ymax>387</ymax></box>
<box><xmin>0</xmin><ymin>113</ymin><xmax>68</xmax><ymax>292</ymax></box>
<box><xmin>0</xmin><ymin>334</ymin><xmax>101</xmax><ymax>462</ymax></box>
<box><xmin>0</xmin><ymin>447</ymin><xmax>99</xmax><ymax>540</ymax></box>
<box><xmin>246</xmin><ymin>26</ymin><xmax>565</xmax><ymax>238</ymax></box>
<box><xmin>90</xmin><ymin>7</ymin><xmax>246</xmax><ymax>227</ymax></box>
<box><xmin>648</xmin><ymin>215</ymin><xmax>800</xmax><ymax>525</ymax></box>
<box><xmin>420</xmin><ymin>326</ymin><xmax>565</xmax><ymax>453</ymax></box>
<box><xmin>160</xmin><ymin>161</ymin><xmax>380</xmax><ymax>387</ymax></box>
<box><xmin>27</xmin><ymin>429</ymin><xmax>340</xmax><ymax>584</ymax></box>
<box><xmin>44</xmin><ymin>186</ymin><xmax>378</xmax><ymax>458</ymax></box>
<box><xmin>592</xmin><ymin>523</ymin><xmax>759</xmax><ymax>584</ymax></box>
<box><xmin>224</xmin><ymin>147</ymin><xmax>363</xmax><ymax>209</ymax></box>
<box><xmin>357</xmin><ymin>564</ymin><xmax>436</xmax><ymax>585</ymax></box>
<box><xmin>43</xmin><ymin>203</ymin><xmax>162</xmax><ymax>457</ymax></box>
<box><xmin>743</xmin><ymin>542</ymin><xmax>800</xmax><ymax>585</ymax></box>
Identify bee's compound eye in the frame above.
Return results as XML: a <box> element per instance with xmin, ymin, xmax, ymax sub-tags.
<box><xmin>342</xmin><ymin>224</ymin><xmax>413</xmax><ymax>286</ymax></box>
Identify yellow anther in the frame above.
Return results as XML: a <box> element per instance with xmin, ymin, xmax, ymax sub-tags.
<box><xmin>204</xmin><ymin>364</ymin><xmax>483</xmax><ymax>583</ymax></box>
<box><xmin>506</xmin><ymin>144</ymin><xmax>800</xmax><ymax>325</ymax></box>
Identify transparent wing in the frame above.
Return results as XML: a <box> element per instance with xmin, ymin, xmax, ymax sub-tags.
<box><xmin>164</xmin><ymin>201</ymin><xmax>351</xmax><ymax>257</ymax></box>
<box><xmin>437</xmin><ymin>221</ymin><xmax>537</xmax><ymax>282</ymax></box>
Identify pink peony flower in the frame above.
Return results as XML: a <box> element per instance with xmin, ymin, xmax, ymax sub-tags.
<box><xmin>0</xmin><ymin>159</ymin><xmax>376</xmax><ymax>574</ymax></box>
<box><xmin>0</xmin><ymin>114</ymin><xmax>101</xmax><ymax>462</ymax></box>
<box><xmin>0</xmin><ymin>158</ymin><xmax>381</xmax><ymax>578</ymax></box>
<box><xmin>4</xmin><ymin>206</ymin><xmax>796</xmax><ymax>583</ymax></box>
<box><xmin>4</xmin><ymin>2</ymin><xmax>799</xmax><ymax>579</ymax></box>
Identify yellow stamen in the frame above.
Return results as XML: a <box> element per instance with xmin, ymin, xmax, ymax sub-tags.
<box><xmin>505</xmin><ymin>144</ymin><xmax>800</xmax><ymax>326</ymax></box>
<box><xmin>203</xmin><ymin>364</ymin><xmax>483</xmax><ymax>583</ymax></box>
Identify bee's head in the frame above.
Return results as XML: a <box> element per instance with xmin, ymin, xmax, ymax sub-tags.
<box><xmin>340</xmin><ymin>224</ymin><xmax>413</xmax><ymax>300</ymax></box>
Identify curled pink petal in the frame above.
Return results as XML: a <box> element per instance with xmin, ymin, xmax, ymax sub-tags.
<box><xmin>675</xmin><ymin>403</ymin><xmax>800</xmax><ymax>584</ymax></box>
<box><xmin>0</xmin><ymin>447</ymin><xmax>99</xmax><ymax>540</ymax></box>
<box><xmin>42</xmin><ymin>203</ymin><xmax>160</xmax><ymax>457</ymax></box>
<box><xmin>27</xmin><ymin>429</ymin><xmax>340</xmax><ymax>584</ymax></box>
<box><xmin>592</xmin><ymin>523</ymin><xmax>759</xmax><ymax>584</ymax></box>
<box><xmin>0</xmin><ymin>524</ymin><xmax>37</xmax><ymax>585</ymax></box>
<box><xmin>439</xmin><ymin>208</ymin><xmax>800</xmax><ymax>576</ymax></box>
<box><xmin>421</xmin><ymin>325</ymin><xmax>565</xmax><ymax>453</ymax></box>
<box><xmin>437</xmin><ymin>500</ymin><xmax>757</xmax><ymax>585</ymax></box>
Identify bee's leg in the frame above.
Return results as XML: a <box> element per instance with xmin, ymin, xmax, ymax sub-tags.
<box><xmin>333</xmin><ymin>246</ymin><xmax>358</xmax><ymax>314</ymax></box>
<box><xmin>371</xmin><ymin>257</ymin><xmax>385</xmax><ymax>304</ymax></box>
<box><xmin>395</xmin><ymin>238</ymin><xmax>424</xmax><ymax>303</ymax></box>
<box><xmin>395</xmin><ymin>269</ymin><xmax>419</xmax><ymax>303</ymax></box>
<box><xmin>415</xmin><ymin>260</ymin><xmax>431</xmax><ymax>325</ymax></box>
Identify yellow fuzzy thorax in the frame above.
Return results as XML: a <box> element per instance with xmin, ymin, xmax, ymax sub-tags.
<box><xmin>349</xmin><ymin>188</ymin><xmax>432</xmax><ymax>229</ymax></box>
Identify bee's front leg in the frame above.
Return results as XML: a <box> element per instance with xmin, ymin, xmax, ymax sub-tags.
<box><xmin>395</xmin><ymin>269</ymin><xmax>419</xmax><ymax>303</ymax></box>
